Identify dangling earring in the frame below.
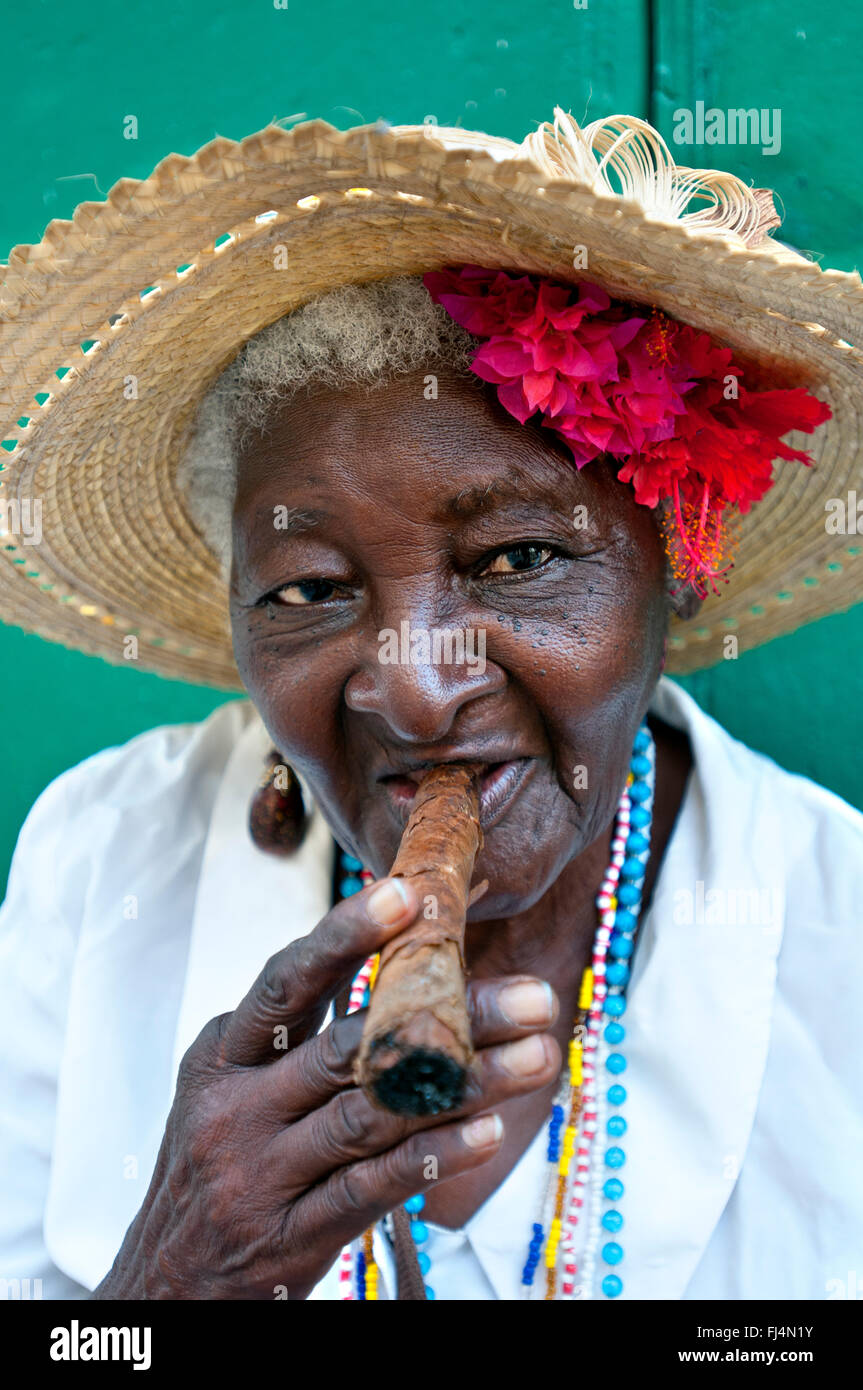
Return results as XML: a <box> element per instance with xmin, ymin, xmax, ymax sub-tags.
<box><xmin>248</xmin><ymin>749</ymin><xmax>308</xmax><ymax>856</ymax></box>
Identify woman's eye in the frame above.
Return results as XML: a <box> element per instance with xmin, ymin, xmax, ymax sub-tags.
<box><xmin>482</xmin><ymin>543</ymin><xmax>555</xmax><ymax>576</ymax></box>
<box><xmin>266</xmin><ymin>578</ymin><xmax>338</xmax><ymax>606</ymax></box>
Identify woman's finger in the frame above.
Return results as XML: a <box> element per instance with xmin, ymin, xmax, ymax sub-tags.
<box><xmin>467</xmin><ymin>974</ymin><xmax>560</xmax><ymax>1048</ymax></box>
<box><xmin>217</xmin><ymin>877</ymin><xmax>418</xmax><ymax>1067</ymax></box>
<box><xmin>271</xmin><ymin>1031</ymin><xmax>561</xmax><ymax>1194</ymax></box>
<box><xmin>286</xmin><ymin>1108</ymin><xmax>508</xmax><ymax>1267</ymax></box>
<box><xmin>256</xmin><ymin>974</ymin><xmax>560</xmax><ymax>1120</ymax></box>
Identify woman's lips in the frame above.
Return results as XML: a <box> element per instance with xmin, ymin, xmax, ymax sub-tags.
<box><xmin>382</xmin><ymin>758</ymin><xmax>534</xmax><ymax>828</ymax></box>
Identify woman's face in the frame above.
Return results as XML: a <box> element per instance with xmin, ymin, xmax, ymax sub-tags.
<box><xmin>230</xmin><ymin>364</ymin><xmax>671</xmax><ymax>918</ymax></box>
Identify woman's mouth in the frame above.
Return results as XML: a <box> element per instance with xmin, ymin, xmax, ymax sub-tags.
<box><xmin>382</xmin><ymin>758</ymin><xmax>534</xmax><ymax>828</ymax></box>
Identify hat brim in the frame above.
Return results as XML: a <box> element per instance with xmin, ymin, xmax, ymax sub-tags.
<box><xmin>1</xmin><ymin>117</ymin><xmax>861</xmax><ymax>687</ymax></box>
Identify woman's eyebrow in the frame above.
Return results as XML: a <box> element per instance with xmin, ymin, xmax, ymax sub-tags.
<box><xmin>442</xmin><ymin>477</ymin><xmax>559</xmax><ymax>521</ymax></box>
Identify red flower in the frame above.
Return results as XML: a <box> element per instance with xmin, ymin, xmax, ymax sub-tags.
<box><xmin>423</xmin><ymin>265</ymin><xmax>831</xmax><ymax>596</ymax></box>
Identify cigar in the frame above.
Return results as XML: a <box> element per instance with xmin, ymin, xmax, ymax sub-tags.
<box><xmin>354</xmin><ymin>763</ymin><xmax>484</xmax><ymax>1116</ymax></box>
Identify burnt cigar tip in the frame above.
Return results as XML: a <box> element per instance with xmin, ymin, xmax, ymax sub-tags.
<box><xmin>371</xmin><ymin>1047</ymin><xmax>467</xmax><ymax>1116</ymax></box>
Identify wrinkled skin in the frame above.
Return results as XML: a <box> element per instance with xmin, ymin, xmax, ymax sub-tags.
<box><xmin>94</xmin><ymin>365</ymin><xmax>697</xmax><ymax>1299</ymax></box>
<box><xmin>231</xmin><ymin>366</ymin><xmax>689</xmax><ymax>911</ymax></box>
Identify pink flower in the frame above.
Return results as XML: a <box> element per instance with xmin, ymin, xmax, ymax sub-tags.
<box><xmin>423</xmin><ymin>265</ymin><xmax>831</xmax><ymax>595</ymax></box>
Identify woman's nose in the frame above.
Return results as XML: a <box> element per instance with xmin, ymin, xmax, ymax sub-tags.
<box><xmin>344</xmin><ymin>620</ymin><xmax>505</xmax><ymax>744</ymax></box>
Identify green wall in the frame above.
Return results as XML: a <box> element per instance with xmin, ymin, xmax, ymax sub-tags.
<box><xmin>1</xmin><ymin>0</ymin><xmax>861</xmax><ymax>894</ymax></box>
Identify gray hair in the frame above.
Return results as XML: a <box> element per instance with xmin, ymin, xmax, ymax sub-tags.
<box><xmin>176</xmin><ymin>275</ymin><xmax>478</xmax><ymax>574</ymax></box>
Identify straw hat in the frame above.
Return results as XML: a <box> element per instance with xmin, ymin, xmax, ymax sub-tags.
<box><xmin>1</xmin><ymin>109</ymin><xmax>861</xmax><ymax>688</ymax></box>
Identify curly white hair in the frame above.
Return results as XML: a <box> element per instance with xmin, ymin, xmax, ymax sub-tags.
<box><xmin>176</xmin><ymin>275</ymin><xmax>478</xmax><ymax>574</ymax></box>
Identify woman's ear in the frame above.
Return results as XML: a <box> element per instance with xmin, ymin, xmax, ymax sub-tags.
<box><xmin>668</xmin><ymin>581</ymin><xmax>704</xmax><ymax>621</ymax></box>
<box><xmin>655</xmin><ymin>504</ymin><xmax>705</xmax><ymax>623</ymax></box>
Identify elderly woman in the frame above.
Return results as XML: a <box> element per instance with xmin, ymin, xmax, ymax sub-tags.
<box><xmin>0</xmin><ymin>110</ymin><xmax>861</xmax><ymax>1303</ymax></box>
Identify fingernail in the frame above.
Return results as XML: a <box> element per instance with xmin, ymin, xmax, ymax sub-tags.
<box><xmin>499</xmin><ymin>1035</ymin><xmax>549</xmax><ymax>1077</ymax></box>
<box><xmin>367</xmin><ymin>878</ymin><xmax>412</xmax><ymax>926</ymax></box>
<box><xmin>462</xmin><ymin>1113</ymin><xmax>503</xmax><ymax>1149</ymax></box>
<box><xmin>499</xmin><ymin>980</ymin><xmax>554</xmax><ymax>1026</ymax></box>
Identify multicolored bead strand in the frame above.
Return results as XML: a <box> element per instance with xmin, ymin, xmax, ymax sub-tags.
<box><xmin>600</xmin><ymin>724</ymin><xmax>655</xmax><ymax>1298</ymax></box>
<box><xmin>405</xmin><ymin>1194</ymin><xmax>435</xmax><ymax>1298</ymax></box>
<box><xmin>338</xmin><ymin>860</ymin><xmax>377</xmax><ymax>1301</ymax></box>
<box><xmin>577</xmin><ymin>724</ymin><xmax>655</xmax><ymax>1298</ymax></box>
<box><xmin>557</xmin><ymin>966</ymin><xmax>596</xmax><ymax>1296</ymax></box>
<box><xmin>518</xmin><ymin>979</ymin><xmax>589</xmax><ymax>1297</ymax></box>
<box><xmin>543</xmin><ymin>997</ymin><xmax>588</xmax><ymax>1300</ymax></box>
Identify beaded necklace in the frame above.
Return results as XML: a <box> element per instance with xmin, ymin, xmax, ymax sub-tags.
<box><xmin>336</xmin><ymin>721</ymin><xmax>655</xmax><ymax>1301</ymax></box>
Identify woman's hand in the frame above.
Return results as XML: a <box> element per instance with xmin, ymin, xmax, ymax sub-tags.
<box><xmin>91</xmin><ymin>877</ymin><xmax>561</xmax><ymax>1300</ymax></box>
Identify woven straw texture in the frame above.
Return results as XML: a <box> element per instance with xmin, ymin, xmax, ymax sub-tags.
<box><xmin>1</xmin><ymin>114</ymin><xmax>862</xmax><ymax>688</ymax></box>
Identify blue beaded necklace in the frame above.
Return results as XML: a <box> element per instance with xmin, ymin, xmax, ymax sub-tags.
<box><xmin>339</xmin><ymin>721</ymin><xmax>655</xmax><ymax>1300</ymax></box>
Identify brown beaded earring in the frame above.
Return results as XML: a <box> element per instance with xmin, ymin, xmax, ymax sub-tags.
<box><xmin>248</xmin><ymin>748</ymin><xmax>308</xmax><ymax>856</ymax></box>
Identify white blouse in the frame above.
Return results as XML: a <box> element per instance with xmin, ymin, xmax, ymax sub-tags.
<box><xmin>0</xmin><ymin>676</ymin><xmax>861</xmax><ymax>1301</ymax></box>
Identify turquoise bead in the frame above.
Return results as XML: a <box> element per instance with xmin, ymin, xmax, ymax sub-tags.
<box><xmin>630</xmin><ymin>754</ymin><xmax>651</xmax><ymax>778</ymax></box>
<box><xmin>617</xmin><ymin>883</ymin><xmax>640</xmax><ymax>906</ymax></box>
<box><xmin>633</xmin><ymin>727</ymin><xmax>650</xmax><ymax>753</ymax></box>
<box><xmin>629</xmin><ymin>779</ymin><xmax>650</xmax><ymax>803</ymax></box>
<box><xmin>339</xmin><ymin>876</ymin><xmax>363</xmax><ymax>897</ymax></box>
<box><xmin>602</xmin><ymin>1274</ymin><xmax>624</xmax><ymax>1298</ymax></box>
<box><xmin>417</xmin><ymin>1252</ymin><xmax>431</xmax><ymax>1275</ymax></box>
<box><xmin>602</xmin><ymin>1209</ymin><xmax>624</xmax><ymax>1232</ymax></box>
<box><xmin>621</xmin><ymin>856</ymin><xmax>645</xmax><ymax>881</ymax></box>
<box><xmin>410</xmin><ymin>1220</ymin><xmax>429</xmax><ymax>1244</ymax></box>
<box><xmin>607</xmin><ymin>1084</ymin><xmax>627</xmax><ymax>1105</ymax></box>
<box><xmin>607</xmin><ymin>1114</ymin><xmax>627</xmax><ymax>1137</ymax></box>
<box><xmin>604</xmin><ymin>1021</ymin><xmax>625</xmax><ymax>1044</ymax></box>
<box><xmin>425</xmin><ymin>1286</ymin><xmax>436</xmax><ymax>1299</ymax></box>
<box><xmin>629</xmin><ymin>805</ymin><xmax>650</xmax><ymax>828</ymax></box>
<box><xmin>605</xmin><ymin>1146</ymin><xmax>626</xmax><ymax>1168</ymax></box>
<box><xmin>603</xmin><ymin>1178</ymin><xmax>624</xmax><ymax>1200</ymax></box>
<box><xmin>404</xmin><ymin>1193</ymin><xmax>425</xmax><ymax>1214</ymax></box>
<box><xmin>602</xmin><ymin>1241</ymin><xmax>624</xmax><ymax>1265</ymax></box>
<box><xmin>604</xmin><ymin>994</ymin><xmax>626</xmax><ymax>1018</ymax></box>
<box><xmin>614</xmin><ymin>908</ymin><xmax>637</xmax><ymax>932</ymax></box>
<box><xmin>606</xmin><ymin>1052</ymin><xmax>627</xmax><ymax>1074</ymax></box>
<box><xmin>341</xmin><ymin>854</ymin><xmax>364</xmax><ymax>872</ymax></box>
<box><xmin>626</xmin><ymin>832</ymin><xmax>649</xmax><ymax>854</ymax></box>
<box><xmin>609</xmin><ymin>934</ymin><xmax>633</xmax><ymax>958</ymax></box>
<box><xmin>605</xmin><ymin>962</ymin><xmax>629</xmax><ymax>988</ymax></box>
